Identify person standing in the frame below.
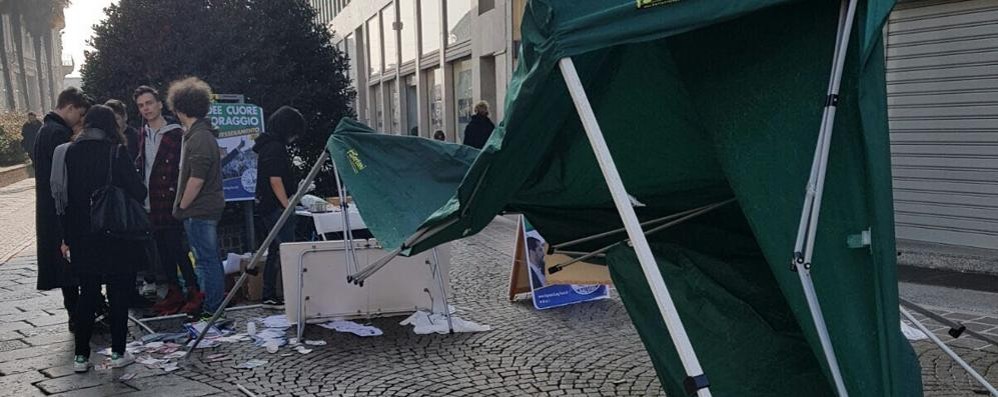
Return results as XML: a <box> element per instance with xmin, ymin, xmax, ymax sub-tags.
<box><xmin>59</xmin><ymin>105</ymin><xmax>145</xmax><ymax>372</ymax></box>
<box><xmin>168</xmin><ymin>77</ymin><xmax>225</xmax><ymax>319</ymax></box>
<box><xmin>253</xmin><ymin>106</ymin><xmax>305</xmax><ymax>309</ymax></box>
<box><xmin>104</xmin><ymin>99</ymin><xmax>140</xmax><ymax>160</ymax></box>
<box><xmin>33</xmin><ymin>87</ymin><xmax>92</xmax><ymax>333</ymax></box>
<box><xmin>132</xmin><ymin>86</ymin><xmax>201</xmax><ymax>315</ymax></box>
<box><xmin>461</xmin><ymin>101</ymin><xmax>495</xmax><ymax>149</ymax></box>
<box><xmin>21</xmin><ymin>111</ymin><xmax>42</xmax><ymax>162</ymax></box>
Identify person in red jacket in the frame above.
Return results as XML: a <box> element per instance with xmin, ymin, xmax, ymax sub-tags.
<box><xmin>132</xmin><ymin>85</ymin><xmax>201</xmax><ymax>315</ymax></box>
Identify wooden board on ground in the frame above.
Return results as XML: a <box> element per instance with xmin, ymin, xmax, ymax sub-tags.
<box><xmin>544</xmin><ymin>252</ymin><xmax>612</xmax><ymax>285</ymax></box>
<box><xmin>507</xmin><ymin>217</ymin><xmax>532</xmax><ymax>301</ymax></box>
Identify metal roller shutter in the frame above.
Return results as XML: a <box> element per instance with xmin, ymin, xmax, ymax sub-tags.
<box><xmin>886</xmin><ymin>0</ymin><xmax>998</xmax><ymax>249</ymax></box>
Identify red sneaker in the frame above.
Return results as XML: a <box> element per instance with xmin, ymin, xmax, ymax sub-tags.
<box><xmin>151</xmin><ymin>286</ymin><xmax>185</xmax><ymax>316</ymax></box>
<box><xmin>179</xmin><ymin>290</ymin><xmax>204</xmax><ymax>315</ymax></box>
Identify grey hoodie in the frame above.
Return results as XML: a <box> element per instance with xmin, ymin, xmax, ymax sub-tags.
<box><xmin>50</xmin><ymin>128</ymin><xmax>109</xmax><ymax>215</ymax></box>
<box><xmin>173</xmin><ymin>118</ymin><xmax>225</xmax><ymax>221</ymax></box>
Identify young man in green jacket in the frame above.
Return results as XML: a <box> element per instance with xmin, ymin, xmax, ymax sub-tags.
<box><xmin>168</xmin><ymin>77</ymin><xmax>226</xmax><ymax>318</ymax></box>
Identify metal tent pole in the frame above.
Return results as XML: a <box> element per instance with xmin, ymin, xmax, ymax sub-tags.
<box><xmin>900</xmin><ymin>298</ymin><xmax>998</xmax><ymax>348</ymax></box>
<box><xmin>900</xmin><ymin>306</ymin><xmax>998</xmax><ymax>396</ymax></box>
<box><xmin>430</xmin><ymin>248</ymin><xmax>454</xmax><ymax>333</ymax></box>
<box><xmin>559</xmin><ymin>57</ymin><xmax>712</xmax><ymax>397</ymax></box>
<box><xmin>184</xmin><ymin>150</ymin><xmax>330</xmax><ymax>360</ymax></box>
<box><xmin>330</xmin><ymin>155</ymin><xmax>359</xmax><ymax>274</ymax></box>
<box><xmin>788</xmin><ymin>0</ymin><xmax>858</xmax><ymax>395</ymax></box>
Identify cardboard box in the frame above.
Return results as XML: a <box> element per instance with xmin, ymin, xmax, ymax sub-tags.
<box><xmin>325</xmin><ymin>196</ymin><xmax>353</xmax><ymax>207</ymax></box>
<box><xmin>223</xmin><ymin>253</ymin><xmax>268</xmax><ymax>303</ymax></box>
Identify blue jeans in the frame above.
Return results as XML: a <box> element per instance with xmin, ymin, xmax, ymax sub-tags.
<box><xmin>184</xmin><ymin>218</ymin><xmax>224</xmax><ymax>313</ymax></box>
<box><xmin>259</xmin><ymin>209</ymin><xmax>295</xmax><ymax>300</ymax></box>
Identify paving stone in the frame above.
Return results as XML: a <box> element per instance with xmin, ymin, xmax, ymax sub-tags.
<box><xmin>0</xmin><ymin>320</ymin><xmax>32</xmax><ymax>333</ymax></box>
<box><xmin>25</xmin><ymin>313</ymin><xmax>69</xmax><ymax>327</ymax></box>
<box><xmin>42</xmin><ymin>364</ymin><xmax>80</xmax><ymax>379</ymax></box>
<box><xmin>0</xmin><ymin>343</ymin><xmax>74</xmax><ymax>373</ymax></box>
<box><xmin>35</xmin><ymin>371</ymin><xmax>110</xmax><ymax>394</ymax></box>
<box><xmin>121</xmin><ymin>374</ymin><xmax>221</xmax><ymax>396</ymax></box>
<box><xmin>0</xmin><ymin>370</ymin><xmax>48</xmax><ymax>396</ymax></box>
<box><xmin>0</xmin><ymin>330</ymin><xmax>25</xmax><ymax>341</ymax></box>
<box><xmin>22</xmin><ymin>331</ymin><xmax>73</xmax><ymax>346</ymax></box>
<box><xmin>942</xmin><ymin>313</ymin><xmax>982</xmax><ymax>322</ymax></box>
<box><xmin>49</xmin><ymin>383</ymin><xmax>138</xmax><ymax>397</ymax></box>
<box><xmin>0</xmin><ymin>311</ymin><xmax>42</xmax><ymax>323</ymax></box>
<box><xmin>0</xmin><ymin>338</ymin><xmax>29</xmax><ymax>351</ymax></box>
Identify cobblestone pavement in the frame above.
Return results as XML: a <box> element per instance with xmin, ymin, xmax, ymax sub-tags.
<box><xmin>0</xmin><ymin>183</ymin><xmax>995</xmax><ymax>395</ymax></box>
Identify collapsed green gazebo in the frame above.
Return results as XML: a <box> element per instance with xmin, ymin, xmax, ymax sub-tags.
<box><xmin>325</xmin><ymin>0</ymin><xmax>923</xmax><ymax>395</ymax></box>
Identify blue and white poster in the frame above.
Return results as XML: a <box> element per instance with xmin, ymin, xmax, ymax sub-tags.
<box><xmin>522</xmin><ymin>217</ymin><xmax>609</xmax><ymax>310</ymax></box>
<box><xmin>211</xmin><ymin>103</ymin><xmax>265</xmax><ymax>202</ymax></box>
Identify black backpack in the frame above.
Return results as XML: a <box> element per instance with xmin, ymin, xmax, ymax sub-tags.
<box><xmin>89</xmin><ymin>145</ymin><xmax>152</xmax><ymax>240</ymax></box>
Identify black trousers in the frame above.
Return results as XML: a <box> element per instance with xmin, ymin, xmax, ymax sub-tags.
<box><xmin>61</xmin><ymin>286</ymin><xmax>79</xmax><ymax>326</ymax></box>
<box><xmin>74</xmin><ymin>273</ymin><xmax>133</xmax><ymax>357</ymax></box>
<box><xmin>154</xmin><ymin>229</ymin><xmax>198</xmax><ymax>289</ymax></box>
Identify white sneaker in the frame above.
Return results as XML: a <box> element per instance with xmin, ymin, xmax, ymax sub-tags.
<box><xmin>110</xmin><ymin>352</ymin><xmax>134</xmax><ymax>368</ymax></box>
<box><xmin>73</xmin><ymin>355</ymin><xmax>90</xmax><ymax>373</ymax></box>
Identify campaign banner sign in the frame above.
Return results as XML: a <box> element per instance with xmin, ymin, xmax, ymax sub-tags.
<box><xmin>522</xmin><ymin>217</ymin><xmax>609</xmax><ymax>310</ymax></box>
<box><xmin>211</xmin><ymin>103</ymin><xmax>265</xmax><ymax>202</ymax></box>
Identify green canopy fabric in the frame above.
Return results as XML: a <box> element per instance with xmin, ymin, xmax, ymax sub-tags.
<box><xmin>326</xmin><ymin>0</ymin><xmax>921</xmax><ymax>395</ymax></box>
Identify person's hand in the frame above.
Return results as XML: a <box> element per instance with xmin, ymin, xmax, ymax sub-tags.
<box><xmin>60</xmin><ymin>242</ymin><xmax>70</xmax><ymax>260</ymax></box>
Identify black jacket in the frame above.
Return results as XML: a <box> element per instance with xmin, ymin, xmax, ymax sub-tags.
<box><xmin>122</xmin><ymin>125</ymin><xmax>139</xmax><ymax>161</ymax></box>
<box><xmin>62</xmin><ymin>133</ymin><xmax>147</xmax><ymax>276</ymax></box>
<box><xmin>21</xmin><ymin>119</ymin><xmax>41</xmax><ymax>161</ymax></box>
<box><xmin>462</xmin><ymin>114</ymin><xmax>495</xmax><ymax>150</ymax></box>
<box><xmin>33</xmin><ymin>113</ymin><xmax>74</xmax><ymax>289</ymax></box>
<box><xmin>253</xmin><ymin>132</ymin><xmax>298</xmax><ymax>214</ymax></box>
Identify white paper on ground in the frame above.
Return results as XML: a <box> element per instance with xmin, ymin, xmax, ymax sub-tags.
<box><xmin>399</xmin><ymin>310</ymin><xmax>491</xmax><ymax>335</ymax></box>
<box><xmin>901</xmin><ymin>321</ymin><xmax>928</xmax><ymax>341</ymax></box>
<box><xmin>186</xmin><ymin>339</ymin><xmax>220</xmax><ymax>349</ymax></box>
<box><xmin>261</xmin><ymin>315</ymin><xmax>291</xmax><ymax>329</ymax></box>
<box><xmin>318</xmin><ymin>320</ymin><xmax>383</xmax><ymax>337</ymax></box>
<box><xmin>137</xmin><ymin>356</ymin><xmax>167</xmax><ymax>366</ymax></box>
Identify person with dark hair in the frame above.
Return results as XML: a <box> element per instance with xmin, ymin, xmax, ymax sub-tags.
<box><xmin>462</xmin><ymin>101</ymin><xmax>495</xmax><ymax>149</ymax></box>
<box><xmin>104</xmin><ymin>99</ymin><xmax>139</xmax><ymax>160</ymax></box>
<box><xmin>59</xmin><ymin>105</ymin><xmax>146</xmax><ymax>372</ymax></box>
<box><xmin>253</xmin><ymin>106</ymin><xmax>306</xmax><ymax>309</ymax></box>
<box><xmin>526</xmin><ymin>236</ymin><xmax>547</xmax><ymax>289</ymax></box>
<box><xmin>132</xmin><ymin>85</ymin><xmax>200</xmax><ymax>315</ymax></box>
<box><xmin>168</xmin><ymin>77</ymin><xmax>225</xmax><ymax>319</ymax></box>
<box><xmin>433</xmin><ymin>130</ymin><xmax>446</xmax><ymax>142</ymax></box>
<box><xmin>33</xmin><ymin>86</ymin><xmax>92</xmax><ymax>333</ymax></box>
<box><xmin>21</xmin><ymin>111</ymin><xmax>41</xmax><ymax>162</ymax></box>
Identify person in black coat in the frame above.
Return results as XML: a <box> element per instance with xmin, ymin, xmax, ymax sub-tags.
<box><xmin>61</xmin><ymin>105</ymin><xmax>147</xmax><ymax>372</ymax></box>
<box><xmin>20</xmin><ymin>111</ymin><xmax>41</xmax><ymax>162</ymax></box>
<box><xmin>461</xmin><ymin>101</ymin><xmax>495</xmax><ymax>149</ymax></box>
<box><xmin>104</xmin><ymin>99</ymin><xmax>140</xmax><ymax>160</ymax></box>
<box><xmin>33</xmin><ymin>87</ymin><xmax>92</xmax><ymax>333</ymax></box>
<box><xmin>252</xmin><ymin>106</ymin><xmax>305</xmax><ymax>308</ymax></box>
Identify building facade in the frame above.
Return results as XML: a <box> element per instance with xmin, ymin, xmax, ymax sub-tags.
<box><xmin>325</xmin><ymin>0</ymin><xmax>523</xmax><ymax>142</ymax></box>
<box><xmin>0</xmin><ymin>4</ymin><xmax>72</xmax><ymax>113</ymax></box>
<box><xmin>319</xmin><ymin>0</ymin><xmax>997</xmax><ymax>252</ymax></box>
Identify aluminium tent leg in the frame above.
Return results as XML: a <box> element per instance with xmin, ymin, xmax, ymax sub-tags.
<box><xmin>431</xmin><ymin>248</ymin><xmax>454</xmax><ymax>333</ymax></box>
<box><xmin>900</xmin><ymin>306</ymin><xmax>998</xmax><ymax>396</ymax></box>
<box><xmin>559</xmin><ymin>57</ymin><xmax>712</xmax><ymax>397</ymax></box>
<box><xmin>900</xmin><ymin>298</ymin><xmax>998</xmax><ymax>348</ymax></box>
<box><xmin>184</xmin><ymin>150</ymin><xmax>330</xmax><ymax>360</ymax></box>
<box><xmin>330</xmin><ymin>158</ymin><xmax>359</xmax><ymax>275</ymax></box>
<box><xmin>788</xmin><ymin>0</ymin><xmax>858</xmax><ymax>396</ymax></box>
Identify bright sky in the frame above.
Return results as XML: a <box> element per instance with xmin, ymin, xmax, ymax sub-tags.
<box><xmin>62</xmin><ymin>0</ymin><xmax>118</xmax><ymax>77</ymax></box>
